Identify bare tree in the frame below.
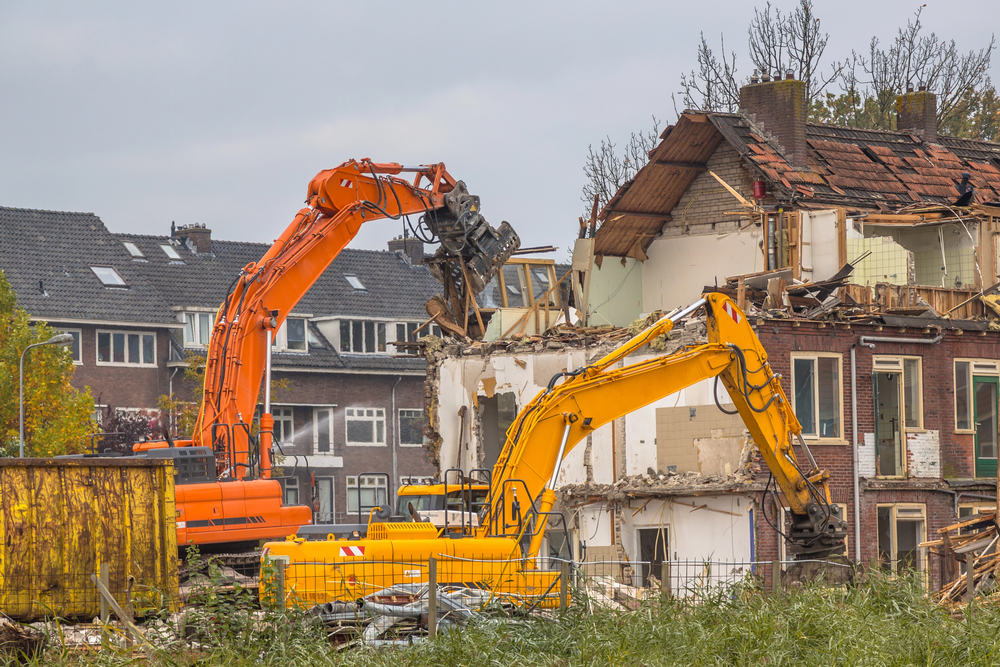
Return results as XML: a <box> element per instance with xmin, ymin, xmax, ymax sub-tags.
<box><xmin>581</xmin><ymin>117</ymin><xmax>661</xmax><ymax>221</ymax></box>
<box><xmin>677</xmin><ymin>0</ymin><xmax>839</xmax><ymax>114</ymax></box>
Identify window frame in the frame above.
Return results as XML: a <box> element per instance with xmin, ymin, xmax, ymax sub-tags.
<box><xmin>182</xmin><ymin>311</ymin><xmax>215</xmax><ymax>348</ymax></box>
<box><xmin>338</xmin><ymin>319</ymin><xmax>389</xmax><ymax>355</ymax></box>
<box><xmin>282</xmin><ymin>476</ymin><xmax>300</xmax><ymax>505</ymax></box>
<box><xmin>159</xmin><ymin>244</ymin><xmax>183</xmax><ymax>260</ymax></box>
<box><xmin>345</xmin><ymin>407</ymin><xmax>386</xmax><ymax>446</ymax></box>
<box><xmin>789</xmin><ymin>352</ymin><xmax>845</xmax><ymax>442</ymax></box>
<box><xmin>95</xmin><ymin>330</ymin><xmax>157</xmax><ymax>366</ymax></box>
<box><xmin>315</xmin><ymin>476</ymin><xmax>335</xmax><ymax>523</ymax></box>
<box><xmin>873</xmin><ymin>355</ymin><xmax>924</xmax><ymax>432</ymax></box>
<box><xmin>122</xmin><ymin>241</ymin><xmax>144</xmax><ymax>258</ymax></box>
<box><xmin>398</xmin><ymin>408</ymin><xmax>425</xmax><ymax>447</ymax></box>
<box><xmin>272</xmin><ymin>317</ymin><xmax>309</xmax><ymax>353</ymax></box>
<box><xmin>90</xmin><ymin>266</ymin><xmax>127</xmax><ymax>287</ymax></box>
<box><xmin>876</xmin><ymin>502</ymin><xmax>927</xmax><ymax>577</ymax></box>
<box><xmin>954</xmin><ymin>359</ymin><xmax>1000</xmax><ymax>433</ymax></box>
<box><xmin>59</xmin><ymin>329</ymin><xmax>83</xmax><ymax>365</ymax></box>
<box><xmin>271</xmin><ymin>407</ymin><xmax>294</xmax><ymax>446</ymax></box>
<box><xmin>346</xmin><ymin>474</ymin><xmax>388</xmax><ymax>514</ymax></box>
<box><xmin>313</xmin><ymin>407</ymin><xmax>334</xmax><ymax>453</ymax></box>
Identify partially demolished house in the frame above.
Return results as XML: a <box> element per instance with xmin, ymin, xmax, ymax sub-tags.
<box><xmin>421</xmin><ymin>76</ymin><xmax>1000</xmax><ymax>591</ymax></box>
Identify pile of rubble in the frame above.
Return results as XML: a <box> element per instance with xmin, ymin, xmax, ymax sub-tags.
<box><xmin>926</xmin><ymin>510</ymin><xmax>1000</xmax><ymax>605</ymax></box>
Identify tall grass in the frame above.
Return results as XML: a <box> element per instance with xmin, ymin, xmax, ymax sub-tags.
<box><xmin>12</xmin><ymin>572</ymin><xmax>1000</xmax><ymax>667</ymax></box>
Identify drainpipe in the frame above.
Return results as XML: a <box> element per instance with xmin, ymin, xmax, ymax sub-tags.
<box><xmin>391</xmin><ymin>376</ymin><xmax>402</xmax><ymax>497</ymax></box>
<box><xmin>858</xmin><ymin>330</ymin><xmax>945</xmax><ymax>348</ymax></box>
<box><xmin>855</xmin><ymin>329</ymin><xmax>944</xmax><ymax>562</ymax></box>
<box><xmin>850</xmin><ymin>345</ymin><xmax>861</xmax><ymax>562</ymax></box>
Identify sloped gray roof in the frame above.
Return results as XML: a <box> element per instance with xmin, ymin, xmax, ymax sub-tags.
<box><xmin>0</xmin><ymin>207</ymin><xmax>178</xmax><ymax>325</ymax></box>
<box><xmin>116</xmin><ymin>233</ymin><xmax>441</xmax><ymax>320</ymax></box>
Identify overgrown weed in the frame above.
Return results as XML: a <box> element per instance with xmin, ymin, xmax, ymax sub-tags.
<box><xmin>11</xmin><ymin>570</ymin><xmax>1000</xmax><ymax>666</ymax></box>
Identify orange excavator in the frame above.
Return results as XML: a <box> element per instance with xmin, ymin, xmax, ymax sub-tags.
<box><xmin>125</xmin><ymin>159</ymin><xmax>518</xmax><ymax>553</ymax></box>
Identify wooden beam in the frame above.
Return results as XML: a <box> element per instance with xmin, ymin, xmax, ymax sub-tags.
<box><xmin>607</xmin><ymin>210</ymin><xmax>672</xmax><ymax>221</ymax></box>
<box><xmin>708</xmin><ymin>170</ymin><xmax>755</xmax><ymax>208</ymax></box>
<box><xmin>652</xmin><ymin>161</ymin><xmax>707</xmax><ymax>171</ymax></box>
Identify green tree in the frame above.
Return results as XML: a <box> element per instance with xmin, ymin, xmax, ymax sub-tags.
<box><xmin>0</xmin><ymin>271</ymin><xmax>96</xmax><ymax>456</ymax></box>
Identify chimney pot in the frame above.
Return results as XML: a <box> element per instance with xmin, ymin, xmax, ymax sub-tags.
<box><xmin>739</xmin><ymin>77</ymin><xmax>808</xmax><ymax>169</ymax></box>
<box><xmin>918</xmin><ymin>83</ymin><xmax>926</xmax><ymax>92</ymax></box>
<box><xmin>761</xmin><ymin>72</ymin><xmax>770</xmax><ymax>82</ymax></box>
<box><xmin>906</xmin><ymin>82</ymin><xmax>914</xmax><ymax>93</ymax></box>
<box><xmin>785</xmin><ymin>69</ymin><xmax>794</xmax><ymax>80</ymax></box>
<box><xmin>751</xmin><ymin>70</ymin><xmax>760</xmax><ymax>84</ymax></box>
<box><xmin>773</xmin><ymin>72</ymin><xmax>781</xmax><ymax>82</ymax></box>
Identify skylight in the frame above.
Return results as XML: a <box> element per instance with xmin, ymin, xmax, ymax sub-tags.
<box><xmin>160</xmin><ymin>244</ymin><xmax>182</xmax><ymax>260</ymax></box>
<box><xmin>122</xmin><ymin>241</ymin><xmax>144</xmax><ymax>258</ymax></box>
<box><xmin>90</xmin><ymin>266</ymin><xmax>127</xmax><ymax>287</ymax></box>
<box><xmin>345</xmin><ymin>275</ymin><xmax>365</xmax><ymax>290</ymax></box>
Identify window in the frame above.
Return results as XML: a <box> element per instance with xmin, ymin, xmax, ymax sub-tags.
<box><xmin>346</xmin><ymin>408</ymin><xmax>385</xmax><ymax>445</ymax></box>
<box><xmin>313</xmin><ymin>408</ymin><xmax>333</xmax><ymax>453</ymax></box>
<box><xmin>344</xmin><ymin>275</ymin><xmax>365</xmax><ymax>290</ymax></box>
<box><xmin>59</xmin><ymin>329</ymin><xmax>82</xmax><ymax>364</ymax></box>
<box><xmin>339</xmin><ymin>320</ymin><xmax>387</xmax><ymax>354</ymax></box>
<box><xmin>873</xmin><ymin>356</ymin><xmax>923</xmax><ymax>477</ymax></box>
<box><xmin>272</xmin><ymin>318</ymin><xmax>308</xmax><ymax>352</ymax></box>
<box><xmin>316</xmin><ymin>477</ymin><xmax>335</xmax><ymax>523</ymax></box>
<box><xmin>96</xmin><ymin>330</ymin><xmax>155</xmax><ymax>365</ymax></box>
<box><xmin>877</xmin><ymin>504</ymin><xmax>926</xmax><ymax>575</ymax></box>
<box><xmin>90</xmin><ymin>266</ymin><xmax>126</xmax><ymax>287</ymax></box>
<box><xmin>392</xmin><ymin>322</ymin><xmax>442</xmax><ymax>354</ymax></box>
<box><xmin>955</xmin><ymin>360</ymin><xmax>1000</xmax><ymax>432</ymax></box>
<box><xmin>791</xmin><ymin>353</ymin><xmax>842</xmax><ymax>440</ymax></box>
<box><xmin>183</xmin><ymin>312</ymin><xmax>214</xmax><ymax>347</ymax></box>
<box><xmin>159</xmin><ymin>244</ymin><xmax>182</xmax><ymax>260</ymax></box>
<box><xmin>272</xmin><ymin>408</ymin><xmax>293</xmax><ymax>445</ymax></box>
<box><xmin>122</xmin><ymin>241</ymin><xmax>144</xmax><ymax>258</ymax></box>
<box><xmin>346</xmin><ymin>475</ymin><xmax>388</xmax><ymax>514</ymax></box>
<box><xmin>399</xmin><ymin>409</ymin><xmax>424</xmax><ymax>447</ymax></box>
<box><xmin>283</xmin><ymin>476</ymin><xmax>299</xmax><ymax>505</ymax></box>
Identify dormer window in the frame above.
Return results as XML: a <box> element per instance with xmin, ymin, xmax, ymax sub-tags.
<box><xmin>90</xmin><ymin>266</ymin><xmax>127</xmax><ymax>287</ymax></box>
<box><xmin>344</xmin><ymin>275</ymin><xmax>365</xmax><ymax>290</ymax></box>
<box><xmin>272</xmin><ymin>317</ymin><xmax>308</xmax><ymax>352</ymax></box>
<box><xmin>122</xmin><ymin>242</ymin><xmax>144</xmax><ymax>258</ymax></box>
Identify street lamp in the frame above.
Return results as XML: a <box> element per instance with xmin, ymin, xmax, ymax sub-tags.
<box><xmin>19</xmin><ymin>333</ymin><xmax>75</xmax><ymax>458</ymax></box>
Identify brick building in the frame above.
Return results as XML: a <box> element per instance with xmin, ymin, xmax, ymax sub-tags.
<box><xmin>425</xmin><ymin>75</ymin><xmax>1000</xmax><ymax>590</ymax></box>
<box><xmin>0</xmin><ymin>207</ymin><xmax>442</xmax><ymax>523</ymax></box>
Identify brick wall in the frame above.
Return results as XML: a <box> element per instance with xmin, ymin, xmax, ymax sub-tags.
<box><xmin>739</xmin><ymin>79</ymin><xmax>808</xmax><ymax>168</ymax></box>
<box><xmin>665</xmin><ymin>143</ymin><xmax>755</xmax><ymax>233</ymax></box>
<box><xmin>65</xmin><ymin>323</ymin><xmax>174</xmax><ymax>410</ymax></box>
<box><xmin>750</xmin><ymin>318</ymin><xmax>1000</xmax><ymax>590</ymax></box>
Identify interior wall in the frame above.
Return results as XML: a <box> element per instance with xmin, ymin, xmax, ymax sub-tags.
<box><xmin>642</xmin><ymin>230</ymin><xmax>762</xmax><ymax>313</ymax></box>
<box><xmin>585</xmin><ymin>257</ymin><xmax>644</xmax><ymax>327</ymax></box>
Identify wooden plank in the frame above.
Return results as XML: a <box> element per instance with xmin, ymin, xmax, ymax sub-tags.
<box><xmin>708</xmin><ymin>170</ymin><xmax>754</xmax><ymax>208</ymax></box>
<box><xmin>652</xmin><ymin>161</ymin><xmax>707</xmax><ymax>171</ymax></box>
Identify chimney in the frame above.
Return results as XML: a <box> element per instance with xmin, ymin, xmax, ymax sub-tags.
<box><xmin>739</xmin><ymin>77</ymin><xmax>808</xmax><ymax>169</ymax></box>
<box><xmin>896</xmin><ymin>85</ymin><xmax>937</xmax><ymax>143</ymax></box>
<box><xmin>174</xmin><ymin>223</ymin><xmax>212</xmax><ymax>254</ymax></box>
<box><xmin>388</xmin><ymin>235</ymin><xmax>424</xmax><ymax>266</ymax></box>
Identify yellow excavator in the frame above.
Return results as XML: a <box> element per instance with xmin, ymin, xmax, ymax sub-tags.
<box><xmin>261</xmin><ymin>293</ymin><xmax>848</xmax><ymax>606</ymax></box>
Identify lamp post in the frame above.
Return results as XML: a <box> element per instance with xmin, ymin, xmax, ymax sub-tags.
<box><xmin>19</xmin><ymin>333</ymin><xmax>75</xmax><ymax>458</ymax></box>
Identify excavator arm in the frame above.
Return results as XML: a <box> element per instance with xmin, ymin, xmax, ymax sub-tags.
<box><xmin>485</xmin><ymin>292</ymin><xmax>847</xmax><ymax>560</ymax></box>
<box><xmin>194</xmin><ymin>159</ymin><xmax>518</xmax><ymax>478</ymax></box>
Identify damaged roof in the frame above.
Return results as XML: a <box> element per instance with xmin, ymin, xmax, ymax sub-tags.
<box><xmin>597</xmin><ymin>110</ymin><xmax>1000</xmax><ymax>257</ymax></box>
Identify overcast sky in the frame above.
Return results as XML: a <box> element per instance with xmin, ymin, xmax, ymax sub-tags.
<box><xmin>1</xmin><ymin>1</ymin><xmax>995</xmax><ymax>255</ymax></box>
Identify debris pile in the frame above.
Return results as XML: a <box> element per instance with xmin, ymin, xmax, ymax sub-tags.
<box><xmin>925</xmin><ymin>510</ymin><xmax>1000</xmax><ymax>604</ymax></box>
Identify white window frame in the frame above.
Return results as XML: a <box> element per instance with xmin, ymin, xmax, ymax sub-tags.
<box><xmin>346</xmin><ymin>475</ymin><xmax>388</xmax><ymax>514</ymax></box>
<box><xmin>95</xmin><ymin>330</ymin><xmax>157</xmax><ymax>366</ymax></box>
<box><xmin>272</xmin><ymin>317</ymin><xmax>309</xmax><ymax>353</ymax></box>
<box><xmin>59</xmin><ymin>328</ymin><xmax>83</xmax><ymax>365</ymax></box>
<box><xmin>873</xmin><ymin>355</ymin><xmax>924</xmax><ymax>431</ymax></box>
<box><xmin>159</xmin><ymin>244</ymin><xmax>182</xmax><ymax>260</ymax></box>
<box><xmin>90</xmin><ymin>266</ymin><xmax>127</xmax><ymax>287</ymax></box>
<box><xmin>954</xmin><ymin>359</ymin><xmax>1000</xmax><ymax>433</ymax></box>
<box><xmin>345</xmin><ymin>407</ymin><xmax>386</xmax><ymax>446</ymax></box>
<box><xmin>339</xmin><ymin>319</ymin><xmax>389</xmax><ymax>355</ymax></box>
<box><xmin>122</xmin><ymin>241</ymin><xmax>144</xmax><ymax>258</ymax></box>
<box><xmin>398</xmin><ymin>409</ymin><xmax>425</xmax><ymax>447</ymax></box>
<box><xmin>316</xmin><ymin>476</ymin><xmax>335</xmax><ymax>523</ymax></box>
<box><xmin>313</xmin><ymin>407</ymin><xmax>334</xmax><ymax>454</ymax></box>
<box><xmin>272</xmin><ymin>407</ymin><xmax>294</xmax><ymax>446</ymax></box>
<box><xmin>876</xmin><ymin>503</ymin><xmax>927</xmax><ymax>576</ymax></box>
<box><xmin>182</xmin><ymin>311</ymin><xmax>215</xmax><ymax>348</ymax></box>
<box><xmin>790</xmin><ymin>352</ymin><xmax>844</xmax><ymax>441</ymax></box>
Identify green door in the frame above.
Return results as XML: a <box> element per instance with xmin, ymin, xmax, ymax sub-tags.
<box><xmin>974</xmin><ymin>376</ymin><xmax>999</xmax><ymax>478</ymax></box>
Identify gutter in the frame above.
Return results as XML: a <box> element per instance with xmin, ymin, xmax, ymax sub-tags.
<box><xmin>858</xmin><ymin>330</ymin><xmax>945</xmax><ymax>348</ymax></box>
